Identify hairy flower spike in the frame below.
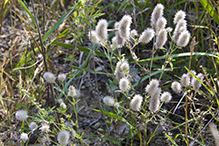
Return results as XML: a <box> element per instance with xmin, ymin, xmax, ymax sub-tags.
<box><xmin>103</xmin><ymin>96</ymin><xmax>115</xmax><ymax>106</ymax></box>
<box><xmin>95</xmin><ymin>19</ymin><xmax>108</xmax><ymax>42</ymax></box>
<box><xmin>60</xmin><ymin>102</ymin><xmax>67</xmax><ymax>109</ymax></box>
<box><xmin>68</xmin><ymin>85</ymin><xmax>77</xmax><ymax>97</ymax></box>
<box><xmin>130</xmin><ymin>94</ymin><xmax>143</xmax><ymax>111</ymax></box>
<box><xmin>139</xmin><ymin>28</ymin><xmax>155</xmax><ymax>44</ymax></box>
<box><xmin>15</xmin><ymin>110</ymin><xmax>28</xmax><ymax>121</ymax></box>
<box><xmin>151</xmin><ymin>3</ymin><xmax>164</xmax><ymax>29</ymax></box>
<box><xmin>29</xmin><ymin>122</ymin><xmax>38</xmax><ymax>131</ymax></box>
<box><xmin>57</xmin><ymin>130</ymin><xmax>70</xmax><ymax>146</ymax></box>
<box><xmin>40</xmin><ymin>123</ymin><xmax>50</xmax><ymax>132</ymax></box>
<box><xmin>155</xmin><ymin>28</ymin><xmax>167</xmax><ymax>49</ymax></box>
<box><xmin>145</xmin><ymin>79</ymin><xmax>159</xmax><ymax>95</ymax></box>
<box><xmin>149</xmin><ymin>88</ymin><xmax>161</xmax><ymax>112</ymax></box>
<box><xmin>173</xmin><ymin>19</ymin><xmax>187</xmax><ymax>42</ymax></box>
<box><xmin>176</xmin><ymin>30</ymin><xmax>191</xmax><ymax>47</ymax></box>
<box><xmin>88</xmin><ymin>30</ymin><xmax>100</xmax><ymax>44</ymax></box>
<box><xmin>192</xmin><ymin>73</ymin><xmax>204</xmax><ymax>90</ymax></box>
<box><xmin>160</xmin><ymin>92</ymin><xmax>172</xmax><ymax>103</ymax></box>
<box><xmin>43</xmin><ymin>72</ymin><xmax>56</xmax><ymax>83</ymax></box>
<box><xmin>156</xmin><ymin>17</ymin><xmax>167</xmax><ymax>30</ymax></box>
<box><xmin>209</xmin><ymin>122</ymin><xmax>219</xmax><ymax>146</ymax></box>
<box><xmin>130</xmin><ymin>29</ymin><xmax>138</xmax><ymax>37</ymax></box>
<box><xmin>113</xmin><ymin>22</ymin><xmax>125</xmax><ymax>48</ymax></box>
<box><xmin>171</xmin><ymin>81</ymin><xmax>182</xmax><ymax>93</ymax></box>
<box><xmin>120</xmin><ymin>61</ymin><xmax>129</xmax><ymax>72</ymax></box>
<box><xmin>118</xmin><ymin>15</ymin><xmax>132</xmax><ymax>39</ymax></box>
<box><xmin>174</xmin><ymin>10</ymin><xmax>186</xmax><ymax>24</ymax></box>
<box><xmin>181</xmin><ymin>73</ymin><xmax>190</xmax><ymax>87</ymax></box>
<box><xmin>58</xmin><ymin>73</ymin><xmax>66</xmax><ymax>82</ymax></box>
<box><xmin>20</xmin><ymin>133</ymin><xmax>28</xmax><ymax>141</ymax></box>
<box><xmin>119</xmin><ymin>77</ymin><xmax>130</xmax><ymax>92</ymax></box>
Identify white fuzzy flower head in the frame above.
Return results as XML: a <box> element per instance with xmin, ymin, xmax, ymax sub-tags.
<box><xmin>118</xmin><ymin>15</ymin><xmax>132</xmax><ymax>39</ymax></box>
<box><xmin>43</xmin><ymin>72</ymin><xmax>56</xmax><ymax>83</ymax></box>
<box><xmin>68</xmin><ymin>85</ymin><xmax>77</xmax><ymax>97</ymax></box>
<box><xmin>145</xmin><ymin>79</ymin><xmax>159</xmax><ymax>95</ymax></box>
<box><xmin>209</xmin><ymin>122</ymin><xmax>219</xmax><ymax>146</ymax></box>
<box><xmin>156</xmin><ymin>17</ymin><xmax>167</xmax><ymax>30</ymax></box>
<box><xmin>139</xmin><ymin>28</ymin><xmax>155</xmax><ymax>44</ymax></box>
<box><xmin>174</xmin><ymin>10</ymin><xmax>186</xmax><ymax>24</ymax></box>
<box><xmin>149</xmin><ymin>88</ymin><xmax>161</xmax><ymax>112</ymax></box>
<box><xmin>29</xmin><ymin>122</ymin><xmax>38</xmax><ymax>131</ymax></box>
<box><xmin>114</xmin><ymin>102</ymin><xmax>120</xmax><ymax>108</ymax></box>
<box><xmin>166</xmin><ymin>27</ymin><xmax>173</xmax><ymax>32</ymax></box>
<box><xmin>130</xmin><ymin>94</ymin><xmax>143</xmax><ymax>111</ymax></box>
<box><xmin>88</xmin><ymin>30</ymin><xmax>100</xmax><ymax>44</ymax></box>
<box><xmin>58</xmin><ymin>98</ymin><xmax>64</xmax><ymax>104</ymax></box>
<box><xmin>120</xmin><ymin>61</ymin><xmax>129</xmax><ymax>72</ymax></box>
<box><xmin>15</xmin><ymin>110</ymin><xmax>28</xmax><ymax>121</ymax></box>
<box><xmin>171</xmin><ymin>81</ymin><xmax>182</xmax><ymax>93</ymax></box>
<box><xmin>20</xmin><ymin>133</ymin><xmax>28</xmax><ymax>141</ymax></box>
<box><xmin>176</xmin><ymin>30</ymin><xmax>191</xmax><ymax>47</ymax></box>
<box><xmin>60</xmin><ymin>102</ymin><xmax>67</xmax><ymax>109</ymax></box>
<box><xmin>95</xmin><ymin>19</ymin><xmax>108</xmax><ymax>42</ymax></box>
<box><xmin>103</xmin><ymin>96</ymin><xmax>115</xmax><ymax>106</ymax></box>
<box><xmin>119</xmin><ymin>77</ymin><xmax>130</xmax><ymax>92</ymax></box>
<box><xmin>130</xmin><ymin>29</ymin><xmax>138</xmax><ymax>37</ymax></box>
<box><xmin>155</xmin><ymin>28</ymin><xmax>167</xmax><ymax>49</ymax></box>
<box><xmin>160</xmin><ymin>92</ymin><xmax>172</xmax><ymax>103</ymax></box>
<box><xmin>173</xmin><ymin>19</ymin><xmax>187</xmax><ymax>42</ymax></box>
<box><xmin>151</xmin><ymin>3</ymin><xmax>164</xmax><ymax>29</ymax></box>
<box><xmin>58</xmin><ymin>73</ymin><xmax>66</xmax><ymax>82</ymax></box>
<box><xmin>40</xmin><ymin>123</ymin><xmax>50</xmax><ymax>132</ymax></box>
<box><xmin>113</xmin><ymin>22</ymin><xmax>125</xmax><ymax>48</ymax></box>
<box><xmin>181</xmin><ymin>73</ymin><xmax>190</xmax><ymax>87</ymax></box>
<box><xmin>187</xmin><ymin>70</ymin><xmax>196</xmax><ymax>80</ymax></box>
<box><xmin>192</xmin><ymin>73</ymin><xmax>204</xmax><ymax>90</ymax></box>
<box><xmin>57</xmin><ymin>130</ymin><xmax>70</xmax><ymax>146</ymax></box>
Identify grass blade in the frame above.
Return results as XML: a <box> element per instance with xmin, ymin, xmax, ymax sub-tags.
<box><xmin>42</xmin><ymin>7</ymin><xmax>74</xmax><ymax>41</ymax></box>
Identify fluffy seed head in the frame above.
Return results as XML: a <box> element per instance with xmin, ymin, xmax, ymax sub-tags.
<box><xmin>155</xmin><ymin>28</ymin><xmax>167</xmax><ymax>49</ymax></box>
<box><xmin>60</xmin><ymin>102</ymin><xmax>67</xmax><ymax>109</ymax></box>
<box><xmin>114</xmin><ymin>69</ymin><xmax>125</xmax><ymax>81</ymax></box>
<box><xmin>29</xmin><ymin>122</ymin><xmax>38</xmax><ymax>131</ymax></box>
<box><xmin>156</xmin><ymin>17</ymin><xmax>167</xmax><ymax>30</ymax></box>
<box><xmin>43</xmin><ymin>72</ymin><xmax>56</xmax><ymax>83</ymax></box>
<box><xmin>130</xmin><ymin>94</ymin><xmax>143</xmax><ymax>111</ymax></box>
<box><xmin>20</xmin><ymin>133</ymin><xmax>28</xmax><ymax>141</ymax></box>
<box><xmin>88</xmin><ymin>30</ymin><xmax>100</xmax><ymax>44</ymax></box>
<box><xmin>130</xmin><ymin>29</ymin><xmax>138</xmax><ymax>37</ymax></box>
<box><xmin>139</xmin><ymin>28</ymin><xmax>155</xmax><ymax>44</ymax></box>
<box><xmin>58</xmin><ymin>73</ymin><xmax>66</xmax><ymax>82</ymax></box>
<box><xmin>95</xmin><ymin>19</ymin><xmax>108</xmax><ymax>42</ymax></box>
<box><xmin>113</xmin><ymin>22</ymin><xmax>125</xmax><ymax>48</ymax></box>
<box><xmin>181</xmin><ymin>73</ymin><xmax>190</xmax><ymax>87</ymax></box>
<box><xmin>173</xmin><ymin>19</ymin><xmax>187</xmax><ymax>42</ymax></box>
<box><xmin>118</xmin><ymin>15</ymin><xmax>132</xmax><ymax>39</ymax></box>
<box><xmin>160</xmin><ymin>92</ymin><xmax>172</xmax><ymax>103</ymax></box>
<box><xmin>151</xmin><ymin>3</ymin><xmax>164</xmax><ymax>29</ymax></box>
<box><xmin>171</xmin><ymin>81</ymin><xmax>182</xmax><ymax>93</ymax></box>
<box><xmin>40</xmin><ymin>123</ymin><xmax>50</xmax><ymax>132</ymax></box>
<box><xmin>166</xmin><ymin>27</ymin><xmax>173</xmax><ymax>32</ymax></box>
<box><xmin>114</xmin><ymin>102</ymin><xmax>120</xmax><ymax>108</ymax></box>
<box><xmin>176</xmin><ymin>30</ymin><xmax>191</xmax><ymax>47</ymax></box>
<box><xmin>119</xmin><ymin>77</ymin><xmax>130</xmax><ymax>92</ymax></box>
<box><xmin>103</xmin><ymin>96</ymin><xmax>115</xmax><ymax>106</ymax></box>
<box><xmin>209</xmin><ymin>122</ymin><xmax>219</xmax><ymax>146</ymax></box>
<box><xmin>120</xmin><ymin>61</ymin><xmax>129</xmax><ymax>72</ymax></box>
<box><xmin>187</xmin><ymin>70</ymin><xmax>196</xmax><ymax>80</ymax></box>
<box><xmin>145</xmin><ymin>79</ymin><xmax>159</xmax><ymax>95</ymax></box>
<box><xmin>15</xmin><ymin>110</ymin><xmax>28</xmax><ymax>121</ymax></box>
<box><xmin>174</xmin><ymin>10</ymin><xmax>186</xmax><ymax>24</ymax></box>
<box><xmin>57</xmin><ymin>130</ymin><xmax>70</xmax><ymax>146</ymax></box>
<box><xmin>68</xmin><ymin>85</ymin><xmax>77</xmax><ymax>97</ymax></box>
<box><xmin>149</xmin><ymin>88</ymin><xmax>161</xmax><ymax>112</ymax></box>
<box><xmin>192</xmin><ymin>73</ymin><xmax>204</xmax><ymax>90</ymax></box>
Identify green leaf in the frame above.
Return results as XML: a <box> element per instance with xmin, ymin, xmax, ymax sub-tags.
<box><xmin>102</xmin><ymin>136</ymin><xmax>122</xmax><ymax>146</ymax></box>
<box><xmin>200</xmin><ymin>0</ymin><xmax>219</xmax><ymax>25</ymax></box>
<box><xmin>42</xmin><ymin>7</ymin><xmax>74</xmax><ymax>41</ymax></box>
<box><xmin>19</xmin><ymin>0</ymin><xmax>37</xmax><ymax>27</ymax></box>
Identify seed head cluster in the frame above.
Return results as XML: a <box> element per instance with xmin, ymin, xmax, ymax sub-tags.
<box><xmin>130</xmin><ymin>94</ymin><xmax>143</xmax><ymax>111</ymax></box>
<box><xmin>15</xmin><ymin>110</ymin><xmax>28</xmax><ymax>121</ymax></box>
<box><xmin>57</xmin><ymin>130</ymin><xmax>70</xmax><ymax>146</ymax></box>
